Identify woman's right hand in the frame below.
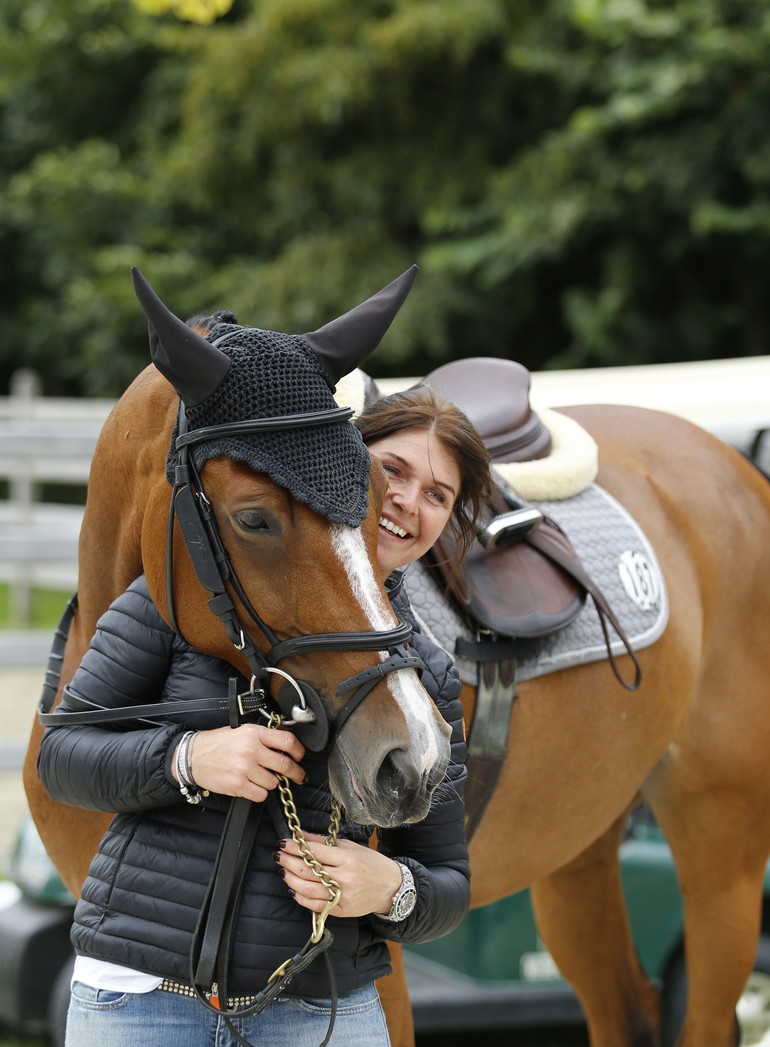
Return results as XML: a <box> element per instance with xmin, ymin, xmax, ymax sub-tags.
<box><xmin>173</xmin><ymin>724</ymin><xmax>306</xmax><ymax>802</ymax></box>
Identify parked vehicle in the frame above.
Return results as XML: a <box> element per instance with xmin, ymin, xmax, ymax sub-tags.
<box><xmin>405</xmin><ymin>810</ymin><xmax>770</xmax><ymax>1044</ymax></box>
<box><xmin>2</xmin><ymin>811</ymin><xmax>770</xmax><ymax>1045</ymax></box>
<box><xmin>0</xmin><ymin>817</ymin><xmax>75</xmax><ymax>1045</ymax></box>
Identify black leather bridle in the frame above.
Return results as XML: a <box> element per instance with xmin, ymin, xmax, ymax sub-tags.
<box><xmin>43</xmin><ymin>402</ymin><xmax>426</xmax><ymax>745</ymax></box>
<box><xmin>166</xmin><ymin>399</ymin><xmax>425</xmax><ymax>751</ymax></box>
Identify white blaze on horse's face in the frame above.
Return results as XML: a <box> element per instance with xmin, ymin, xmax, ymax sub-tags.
<box><xmin>329</xmin><ymin>525</ymin><xmax>452</xmax><ymax>826</ymax></box>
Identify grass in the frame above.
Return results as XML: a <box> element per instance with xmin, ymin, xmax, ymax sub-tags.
<box><xmin>0</xmin><ymin>585</ymin><xmax>72</xmax><ymax>631</ymax></box>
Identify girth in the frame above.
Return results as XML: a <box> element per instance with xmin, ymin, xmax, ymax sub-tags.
<box><xmin>429</xmin><ymin>483</ymin><xmax>642</xmax><ymax>840</ymax></box>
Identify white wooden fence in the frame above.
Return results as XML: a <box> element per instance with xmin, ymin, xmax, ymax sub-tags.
<box><xmin>1</xmin><ymin>358</ymin><xmax>768</xmax><ymax>645</ymax></box>
<box><xmin>0</xmin><ymin>370</ymin><xmax>112</xmax><ymax>629</ymax></box>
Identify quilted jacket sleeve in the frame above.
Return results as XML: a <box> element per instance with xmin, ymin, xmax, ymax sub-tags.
<box><xmin>371</xmin><ymin>581</ymin><xmax>470</xmax><ymax>944</ymax></box>
<box><xmin>37</xmin><ymin>576</ymin><xmax>186</xmax><ymax>813</ymax></box>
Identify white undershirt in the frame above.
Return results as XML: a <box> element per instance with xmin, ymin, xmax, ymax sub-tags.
<box><xmin>72</xmin><ymin>955</ymin><xmax>161</xmax><ymax>993</ymax></box>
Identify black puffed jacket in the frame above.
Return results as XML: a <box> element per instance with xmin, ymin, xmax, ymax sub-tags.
<box><xmin>38</xmin><ymin>573</ymin><xmax>469</xmax><ymax>997</ymax></box>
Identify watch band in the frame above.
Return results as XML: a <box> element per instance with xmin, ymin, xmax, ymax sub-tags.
<box><xmin>381</xmin><ymin>862</ymin><xmax>417</xmax><ymax>922</ymax></box>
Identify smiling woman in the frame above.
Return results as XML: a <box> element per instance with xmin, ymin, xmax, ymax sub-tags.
<box><xmin>355</xmin><ymin>385</ymin><xmax>493</xmax><ymax>577</ymax></box>
<box><xmin>367</xmin><ymin>428</ymin><xmax>458</xmax><ymax>578</ymax></box>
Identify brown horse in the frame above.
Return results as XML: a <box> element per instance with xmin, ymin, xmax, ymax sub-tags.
<box><xmin>24</xmin><ymin>338</ymin><xmax>770</xmax><ymax>1044</ymax></box>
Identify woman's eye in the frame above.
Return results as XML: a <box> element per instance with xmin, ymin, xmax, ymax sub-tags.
<box><xmin>235</xmin><ymin>510</ymin><xmax>269</xmax><ymax>532</ymax></box>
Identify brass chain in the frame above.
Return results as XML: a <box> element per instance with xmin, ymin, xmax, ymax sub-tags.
<box><xmin>268</xmin><ymin>712</ymin><xmax>342</xmax><ymax>942</ymax></box>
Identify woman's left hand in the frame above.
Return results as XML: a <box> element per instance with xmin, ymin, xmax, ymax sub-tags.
<box><xmin>274</xmin><ymin>832</ymin><xmax>404</xmax><ymax>919</ymax></box>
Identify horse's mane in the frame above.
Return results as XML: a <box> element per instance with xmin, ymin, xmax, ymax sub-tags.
<box><xmin>185</xmin><ymin>310</ymin><xmax>239</xmax><ymax>334</ymax></box>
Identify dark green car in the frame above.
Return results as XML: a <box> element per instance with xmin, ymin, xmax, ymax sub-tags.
<box><xmin>403</xmin><ymin>812</ymin><xmax>770</xmax><ymax>1044</ymax></box>
<box><xmin>2</xmin><ymin>811</ymin><xmax>770</xmax><ymax>1045</ymax></box>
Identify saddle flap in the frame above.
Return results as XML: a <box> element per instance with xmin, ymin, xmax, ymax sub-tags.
<box><xmin>423</xmin><ymin>357</ymin><xmax>552</xmax><ymax>462</ymax></box>
<box><xmin>428</xmin><ymin>513</ymin><xmax>586</xmax><ymax>639</ymax></box>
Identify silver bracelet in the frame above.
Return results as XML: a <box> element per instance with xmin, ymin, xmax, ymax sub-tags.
<box><xmin>175</xmin><ymin>731</ymin><xmax>208</xmax><ymax>805</ymax></box>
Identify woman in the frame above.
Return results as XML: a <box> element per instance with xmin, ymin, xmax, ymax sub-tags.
<box><xmin>38</xmin><ymin>386</ymin><xmax>492</xmax><ymax>1047</ymax></box>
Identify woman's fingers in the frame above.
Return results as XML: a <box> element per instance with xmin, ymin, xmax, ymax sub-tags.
<box><xmin>274</xmin><ymin>835</ymin><xmax>402</xmax><ymax>918</ymax></box>
<box><xmin>183</xmin><ymin>723</ymin><xmax>306</xmax><ymax>798</ymax></box>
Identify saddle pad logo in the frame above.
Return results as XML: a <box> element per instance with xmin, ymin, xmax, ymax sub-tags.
<box><xmin>618</xmin><ymin>550</ymin><xmax>660</xmax><ymax>611</ymax></box>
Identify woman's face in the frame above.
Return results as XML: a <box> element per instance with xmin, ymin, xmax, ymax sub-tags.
<box><xmin>366</xmin><ymin>426</ymin><xmax>460</xmax><ymax>579</ymax></box>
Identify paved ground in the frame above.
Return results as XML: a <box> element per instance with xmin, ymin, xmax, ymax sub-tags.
<box><xmin>0</xmin><ymin>667</ymin><xmax>47</xmax><ymax>874</ymax></box>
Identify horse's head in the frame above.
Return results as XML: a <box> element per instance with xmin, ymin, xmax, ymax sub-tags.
<box><xmin>132</xmin><ymin>267</ymin><xmax>451</xmax><ymax>827</ymax></box>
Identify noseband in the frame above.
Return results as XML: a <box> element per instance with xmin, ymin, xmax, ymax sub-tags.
<box><xmin>167</xmin><ymin>400</ymin><xmax>425</xmax><ymax>751</ymax></box>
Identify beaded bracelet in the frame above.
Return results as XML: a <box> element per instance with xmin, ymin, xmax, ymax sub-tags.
<box><xmin>174</xmin><ymin>731</ymin><xmax>209</xmax><ymax>805</ymax></box>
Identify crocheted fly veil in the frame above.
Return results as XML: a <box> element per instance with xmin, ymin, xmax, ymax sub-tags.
<box><xmin>132</xmin><ymin>266</ymin><xmax>418</xmax><ymax>526</ymax></box>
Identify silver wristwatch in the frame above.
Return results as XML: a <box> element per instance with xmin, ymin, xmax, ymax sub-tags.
<box><xmin>381</xmin><ymin>862</ymin><xmax>417</xmax><ymax>922</ymax></box>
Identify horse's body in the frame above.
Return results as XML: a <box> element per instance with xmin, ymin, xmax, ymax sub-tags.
<box><xmin>464</xmin><ymin>403</ymin><xmax>770</xmax><ymax>1047</ymax></box>
<box><xmin>24</xmin><ymin>364</ymin><xmax>770</xmax><ymax>1045</ymax></box>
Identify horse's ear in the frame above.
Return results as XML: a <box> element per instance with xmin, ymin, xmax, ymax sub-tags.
<box><xmin>132</xmin><ymin>267</ymin><xmax>232</xmax><ymax>406</ymax></box>
<box><xmin>303</xmin><ymin>265</ymin><xmax>418</xmax><ymax>386</ymax></box>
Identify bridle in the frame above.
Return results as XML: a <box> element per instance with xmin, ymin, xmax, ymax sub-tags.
<box><xmin>167</xmin><ymin>398</ymin><xmax>425</xmax><ymax>751</ymax></box>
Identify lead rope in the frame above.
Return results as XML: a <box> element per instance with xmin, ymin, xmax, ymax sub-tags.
<box><xmin>220</xmin><ymin>713</ymin><xmax>343</xmax><ymax>1047</ymax></box>
<box><xmin>269</xmin><ymin>711</ymin><xmax>343</xmax><ymax>944</ymax></box>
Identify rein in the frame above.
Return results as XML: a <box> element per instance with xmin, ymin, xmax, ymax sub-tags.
<box><xmin>165</xmin><ymin>400</ymin><xmax>426</xmax><ymax>1045</ymax></box>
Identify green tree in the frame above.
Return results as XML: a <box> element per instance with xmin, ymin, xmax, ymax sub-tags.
<box><xmin>3</xmin><ymin>0</ymin><xmax>770</xmax><ymax>396</ymax></box>
<box><xmin>0</xmin><ymin>0</ymin><xmax>186</xmax><ymax>393</ymax></box>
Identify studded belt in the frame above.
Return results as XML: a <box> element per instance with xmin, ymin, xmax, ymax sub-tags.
<box><xmin>158</xmin><ymin>978</ymin><xmax>258</xmax><ymax>1011</ymax></box>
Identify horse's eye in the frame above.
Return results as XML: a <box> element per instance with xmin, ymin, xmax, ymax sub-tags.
<box><xmin>235</xmin><ymin>510</ymin><xmax>269</xmax><ymax>532</ymax></box>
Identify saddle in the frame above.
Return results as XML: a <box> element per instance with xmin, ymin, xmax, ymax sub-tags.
<box><xmin>424</xmin><ymin>357</ymin><xmax>584</xmax><ymax>639</ymax></box>
<box><xmin>425</xmin><ymin>356</ymin><xmax>552</xmax><ymax>463</ymax></box>
<box><xmin>423</xmin><ymin>358</ymin><xmax>640</xmax><ymax>657</ymax></box>
<box><xmin>418</xmin><ymin>358</ymin><xmax>643</xmax><ymax>837</ymax></box>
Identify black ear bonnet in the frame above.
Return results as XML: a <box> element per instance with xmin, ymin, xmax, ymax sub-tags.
<box><xmin>131</xmin><ymin>265</ymin><xmax>418</xmax><ymax>528</ymax></box>
<box><xmin>169</xmin><ymin>324</ymin><xmax>371</xmax><ymax>527</ymax></box>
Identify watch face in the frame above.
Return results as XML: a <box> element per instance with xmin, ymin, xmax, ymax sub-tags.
<box><xmin>386</xmin><ymin>863</ymin><xmax>416</xmax><ymax>921</ymax></box>
<box><xmin>394</xmin><ymin>887</ymin><xmax>417</xmax><ymax>920</ymax></box>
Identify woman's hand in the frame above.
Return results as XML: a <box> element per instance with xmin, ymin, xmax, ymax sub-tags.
<box><xmin>274</xmin><ymin>832</ymin><xmax>404</xmax><ymax>919</ymax></box>
<box><xmin>172</xmin><ymin>724</ymin><xmax>305</xmax><ymax>802</ymax></box>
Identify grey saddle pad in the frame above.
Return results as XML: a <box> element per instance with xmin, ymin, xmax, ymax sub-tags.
<box><xmin>405</xmin><ymin>483</ymin><xmax>669</xmax><ymax>686</ymax></box>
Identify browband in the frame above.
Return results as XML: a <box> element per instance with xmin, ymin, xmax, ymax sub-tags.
<box><xmin>175</xmin><ymin>407</ymin><xmax>354</xmax><ymax>449</ymax></box>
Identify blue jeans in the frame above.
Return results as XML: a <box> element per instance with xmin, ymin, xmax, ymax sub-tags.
<box><xmin>66</xmin><ymin>980</ymin><xmax>391</xmax><ymax>1047</ymax></box>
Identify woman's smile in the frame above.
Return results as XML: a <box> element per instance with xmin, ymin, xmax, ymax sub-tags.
<box><xmin>378</xmin><ymin>515</ymin><xmax>410</xmax><ymax>539</ymax></box>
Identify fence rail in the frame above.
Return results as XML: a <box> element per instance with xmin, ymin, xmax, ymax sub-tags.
<box><xmin>0</xmin><ymin>370</ymin><xmax>110</xmax><ymax>626</ymax></box>
<box><xmin>1</xmin><ymin>359</ymin><xmax>768</xmax><ymax>638</ymax></box>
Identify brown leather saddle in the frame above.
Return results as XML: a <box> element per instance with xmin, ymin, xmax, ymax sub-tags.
<box><xmin>425</xmin><ymin>358</ymin><xmax>582</xmax><ymax>633</ymax></box>
<box><xmin>415</xmin><ymin>357</ymin><xmax>642</xmax><ymax>836</ymax></box>
<box><xmin>423</xmin><ymin>358</ymin><xmax>640</xmax><ymax>662</ymax></box>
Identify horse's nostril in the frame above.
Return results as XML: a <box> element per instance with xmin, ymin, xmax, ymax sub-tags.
<box><xmin>377</xmin><ymin>750</ymin><xmax>420</xmax><ymax>803</ymax></box>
